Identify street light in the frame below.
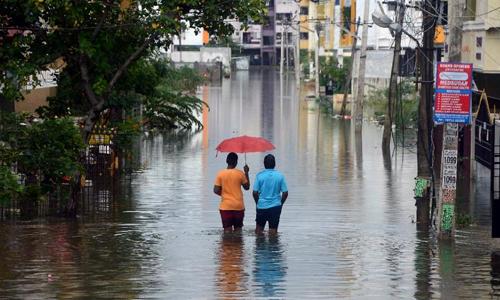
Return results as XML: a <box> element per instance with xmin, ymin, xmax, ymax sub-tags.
<box><xmin>371</xmin><ymin>4</ymin><xmax>421</xmax><ymax>47</ymax></box>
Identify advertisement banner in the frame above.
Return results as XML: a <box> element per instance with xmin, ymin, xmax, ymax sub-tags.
<box><xmin>434</xmin><ymin>63</ymin><xmax>473</xmax><ymax>124</ymax></box>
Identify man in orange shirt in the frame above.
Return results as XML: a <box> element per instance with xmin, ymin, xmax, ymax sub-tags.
<box><xmin>214</xmin><ymin>152</ymin><xmax>250</xmax><ymax>232</ymax></box>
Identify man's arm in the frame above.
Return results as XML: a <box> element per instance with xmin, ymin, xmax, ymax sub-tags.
<box><xmin>242</xmin><ymin>164</ymin><xmax>250</xmax><ymax>190</ymax></box>
<box><xmin>253</xmin><ymin>191</ymin><xmax>259</xmax><ymax>204</ymax></box>
<box><xmin>213</xmin><ymin>185</ymin><xmax>222</xmax><ymax>196</ymax></box>
<box><xmin>281</xmin><ymin>191</ymin><xmax>288</xmax><ymax>205</ymax></box>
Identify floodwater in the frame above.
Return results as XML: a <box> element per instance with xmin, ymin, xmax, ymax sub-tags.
<box><xmin>1</xmin><ymin>69</ymin><xmax>499</xmax><ymax>299</ymax></box>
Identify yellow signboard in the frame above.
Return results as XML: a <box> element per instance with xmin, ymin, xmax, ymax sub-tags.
<box><xmin>434</xmin><ymin>25</ymin><xmax>445</xmax><ymax>45</ymax></box>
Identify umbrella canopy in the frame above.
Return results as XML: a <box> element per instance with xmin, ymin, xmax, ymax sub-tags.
<box><xmin>216</xmin><ymin>135</ymin><xmax>275</xmax><ymax>153</ymax></box>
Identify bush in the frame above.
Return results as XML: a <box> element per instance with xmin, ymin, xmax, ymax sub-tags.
<box><xmin>20</xmin><ymin>118</ymin><xmax>84</xmax><ymax>193</ymax></box>
<box><xmin>366</xmin><ymin>79</ymin><xmax>418</xmax><ymax>129</ymax></box>
<box><xmin>0</xmin><ymin>166</ymin><xmax>22</xmax><ymax>205</ymax></box>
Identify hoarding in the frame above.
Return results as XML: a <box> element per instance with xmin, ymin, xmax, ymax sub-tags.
<box><xmin>433</xmin><ymin>63</ymin><xmax>473</xmax><ymax>124</ymax></box>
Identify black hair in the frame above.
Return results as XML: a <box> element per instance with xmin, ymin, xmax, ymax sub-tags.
<box><xmin>226</xmin><ymin>152</ymin><xmax>238</xmax><ymax>166</ymax></box>
<box><xmin>264</xmin><ymin>154</ymin><xmax>275</xmax><ymax>169</ymax></box>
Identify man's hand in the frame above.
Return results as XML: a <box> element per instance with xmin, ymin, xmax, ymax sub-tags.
<box><xmin>243</xmin><ymin>164</ymin><xmax>249</xmax><ymax>173</ymax></box>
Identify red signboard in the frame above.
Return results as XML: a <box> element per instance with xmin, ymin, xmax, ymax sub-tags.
<box><xmin>434</xmin><ymin>63</ymin><xmax>473</xmax><ymax>124</ymax></box>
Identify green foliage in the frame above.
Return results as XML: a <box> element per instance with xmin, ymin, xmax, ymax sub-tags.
<box><xmin>0</xmin><ymin>112</ymin><xmax>28</xmax><ymax>165</ymax></box>
<box><xmin>20</xmin><ymin>118</ymin><xmax>84</xmax><ymax>192</ymax></box>
<box><xmin>316</xmin><ymin>96</ymin><xmax>334</xmax><ymax>115</ymax></box>
<box><xmin>300</xmin><ymin>50</ymin><xmax>311</xmax><ymax>77</ymax></box>
<box><xmin>144</xmin><ymin>62</ymin><xmax>207</xmax><ymax>130</ymax></box>
<box><xmin>456</xmin><ymin>213</ymin><xmax>473</xmax><ymax>228</ymax></box>
<box><xmin>1</xmin><ymin>0</ymin><xmax>266</xmax><ymax>143</ymax></box>
<box><xmin>113</xmin><ymin>118</ymin><xmax>141</xmax><ymax>151</ymax></box>
<box><xmin>0</xmin><ymin>166</ymin><xmax>23</xmax><ymax>205</ymax></box>
<box><xmin>319</xmin><ymin>57</ymin><xmax>349</xmax><ymax>93</ymax></box>
<box><xmin>366</xmin><ymin>79</ymin><xmax>419</xmax><ymax>129</ymax></box>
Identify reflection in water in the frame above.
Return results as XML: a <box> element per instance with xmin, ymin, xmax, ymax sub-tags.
<box><xmin>491</xmin><ymin>251</ymin><xmax>500</xmax><ymax>296</ymax></box>
<box><xmin>1</xmin><ymin>69</ymin><xmax>500</xmax><ymax>298</ymax></box>
<box><xmin>253</xmin><ymin>235</ymin><xmax>287</xmax><ymax>298</ymax></box>
<box><xmin>414</xmin><ymin>230</ymin><xmax>433</xmax><ymax>300</ymax></box>
<box><xmin>216</xmin><ymin>233</ymin><xmax>248</xmax><ymax>299</ymax></box>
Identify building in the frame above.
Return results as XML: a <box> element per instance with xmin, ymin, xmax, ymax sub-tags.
<box><xmin>458</xmin><ymin>0</ymin><xmax>500</xmax><ymax>97</ymax></box>
<box><xmin>226</xmin><ymin>0</ymin><xmax>300</xmax><ymax>65</ymax></box>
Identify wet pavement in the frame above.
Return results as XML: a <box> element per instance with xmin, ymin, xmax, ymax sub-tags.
<box><xmin>1</xmin><ymin>69</ymin><xmax>500</xmax><ymax>299</ymax></box>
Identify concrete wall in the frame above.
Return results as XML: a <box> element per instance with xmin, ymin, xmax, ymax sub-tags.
<box><xmin>16</xmin><ymin>86</ymin><xmax>56</xmax><ymax>114</ymax></box>
<box><xmin>170</xmin><ymin>51</ymin><xmax>201</xmax><ymax>63</ymax></box>
<box><xmin>351</xmin><ymin>49</ymin><xmax>393</xmax><ymax>93</ymax></box>
<box><xmin>200</xmin><ymin>47</ymin><xmax>231</xmax><ymax>70</ymax></box>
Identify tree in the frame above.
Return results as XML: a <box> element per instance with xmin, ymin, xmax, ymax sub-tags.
<box><xmin>0</xmin><ymin>0</ymin><xmax>266</xmax><ymax>143</ymax></box>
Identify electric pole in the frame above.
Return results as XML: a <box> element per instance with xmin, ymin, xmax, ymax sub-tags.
<box><xmin>382</xmin><ymin>0</ymin><xmax>405</xmax><ymax>153</ymax></box>
<box><xmin>435</xmin><ymin>0</ymin><xmax>465</xmax><ymax>238</ymax></box>
<box><xmin>280</xmin><ymin>23</ymin><xmax>285</xmax><ymax>74</ymax></box>
<box><xmin>340</xmin><ymin>18</ymin><xmax>361</xmax><ymax>117</ymax></box>
<box><xmin>416</xmin><ymin>0</ymin><xmax>438</xmax><ymax>229</ymax></box>
<box><xmin>315</xmin><ymin>22</ymin><xmax>321</xmax><ymax>97</ymax></box>
<box><xmin>354</xmin><ymin>0</ymin><xmax>370</xmax><ymax>131</ymax></box>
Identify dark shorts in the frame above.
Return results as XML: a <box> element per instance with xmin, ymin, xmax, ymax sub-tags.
<box><xmin>220</xmin><ymin>210</ymin><xmax>245</xmax><ymax>229</ymax></box>
<box><xmin>256</xmin><ymin>205</ymin><xmax>282</xmax><ymax>229</ymax></box>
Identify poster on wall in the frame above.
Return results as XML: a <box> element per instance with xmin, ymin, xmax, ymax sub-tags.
<box><xmin>433</xmin><ymin>63</ymin><xmax>473</xmax><ymax>124</ymax></box>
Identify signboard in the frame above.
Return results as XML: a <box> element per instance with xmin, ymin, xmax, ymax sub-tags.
<box><xmin>434</xmin><ymin>63</ymin><xmax>473</xmax><ymax>124</ymax></box>
<box><xmin>438</xmin><ymin>123</ymin><xmax>459</xmax><ymax>236</ymax></box>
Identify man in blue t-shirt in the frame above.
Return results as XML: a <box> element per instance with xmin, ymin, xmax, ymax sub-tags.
<box><xmin>252</xmin><ymin>154</ymin><xmax>288</xmax><ymax>234</ymax></box>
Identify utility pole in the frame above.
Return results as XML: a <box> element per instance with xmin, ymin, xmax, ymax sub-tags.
<box><xmin>382</xmin><ymin>0</ymin><xmax>406</xmax><ymax>152</ymax></box>
<box><xmin>340</xmin><ymin>18</ymin><xmax>361</xmax><ymax>117</ymax></box>
<box><xmin>296</xmin><ymin>25</ymin><xmax>300</xmax><ymax>87</ymax></box>
<box><xmin>353</xmin><ymin>0</ymin><xmax>370</xmax><ymax>131</ymax></box>
<box><xmin>280</xmin><ymin>23</ymin><xmax>285</xmax><ymax>74</ymax></box>
<box><xmin>435</xmin><ymin>0</ymin><xmax>465</xmax><ymax>238</ymax></box>
<box><xmin>315</xmin><ymin>22</ymin><xmax>321</xmax><ymax>97</ymax></box>
<box><xmin>416</xmin><ymin>0</ymin><xmax>438</xmax><ymax>229</ymax></box>
<box><xmin>285</xmin><ymin>25</ymin><xmax>289</xmax><ymax>71</ymax></box>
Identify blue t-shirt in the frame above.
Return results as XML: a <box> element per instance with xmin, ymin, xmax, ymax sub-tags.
<box><xmin>253</xmin><ymin>169</ymin><xmax>288</xmax><ymax>209</ymax></box>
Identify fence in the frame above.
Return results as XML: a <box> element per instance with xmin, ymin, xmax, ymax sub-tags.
<box><xmin>0</xmin><ymin>125</ymin><xmax>119</xmax><ymax>220</ymax></box>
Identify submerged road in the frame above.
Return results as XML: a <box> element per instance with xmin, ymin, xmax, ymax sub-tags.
<box><xmin>0</xmin><ymin>68</ymin><xmax>498</xmax><ymax>299</ymax></box>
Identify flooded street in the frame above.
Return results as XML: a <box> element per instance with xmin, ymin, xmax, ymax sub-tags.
<box><xmin>1</xmin><ymin>69</ymin><xmax>499</xmax><ymax>299</ymax></box>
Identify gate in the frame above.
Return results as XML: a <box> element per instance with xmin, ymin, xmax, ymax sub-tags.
<box><xmin>82</xmin><ymin>125</ymin><xmax>118</xmax><ymax>214</ymax></box>
<box><xmin>474</xmin><ymin>91</ymin><xmax>500</xmax><ymax>237</ymax></box>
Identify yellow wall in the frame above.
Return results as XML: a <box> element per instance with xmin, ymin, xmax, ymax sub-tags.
<box><xmin>340</xmin><ymin>0</ymin><xmax>356</xmax><ymax>48</ymax></box>
<box><xmin>299</xmin><ymin>0</ymin><xmax>336</xmax><ymax>52</ymax></box>
<box><xmin>16</xmin><ymin>86</ymin><xmax>56</xmax><ymax>114</ymax></box>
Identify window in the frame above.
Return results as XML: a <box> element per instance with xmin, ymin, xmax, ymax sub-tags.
<box><xmin>263</xmin><ymin>36</ymin><xmax>274</xmax><ymax>45</ymax></box>
<box><xmin>300</xmin><ymin>6</ymin><xmax>309</xmax><ymax>15</ymax></box>
<box><xmin>465</xmin><ymin>0</ymin><xmax>476</xmax><ymax>21</ymax></box>
<box><xmin>276</xmin><ymin>13</ymin><xmax>292</xmax><ymax>22</ymax></box>
<box><xmin>243</xmin><ymin>32</ymin><xmax>252</xmax><ymax>44</ymax></box>
<box><xmin>300</xmin><ymin>32</ymin><xmax>309</xmax><ymax>40</ymax></box>
<box><xmin>476</xmin><ymin>36</ymin><xmax>483</xmax><ymax>48</ymax></box>
<box><xmin>476</xmin><ymin>52</ymin><xmax>482</xmax><ymax>60</ymax></box>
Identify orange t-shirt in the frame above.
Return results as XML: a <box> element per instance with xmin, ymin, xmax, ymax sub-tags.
<box><xmin>214</xmin><ymin>169</ymin><xmax>248</xmax><ymax>211</ymax></box>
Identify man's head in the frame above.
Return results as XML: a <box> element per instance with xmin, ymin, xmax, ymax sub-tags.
<box><xmin>226</xmin><ymin>152</ymin><xmax>238</xmax><ymax>167</ymax></box>
<box><xmin>264</xmin><ymin>154</ymin><xmax>275</xmax><ymax>169</ymax></box>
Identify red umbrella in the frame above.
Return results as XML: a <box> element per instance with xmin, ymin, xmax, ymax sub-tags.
<box><xmin>216</xmin><ymin>135</ymin><xmax>275</xmax><ymax>160</ymax></box>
